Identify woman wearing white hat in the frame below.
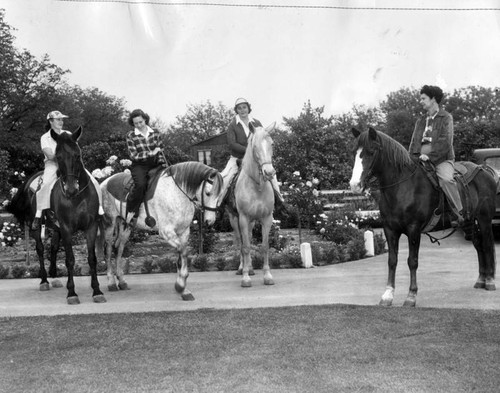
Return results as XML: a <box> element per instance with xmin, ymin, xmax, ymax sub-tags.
<box><xmin>221</xmin><ymin>98</ymin><xmax>285</xmax><ymax>208</ymax></box>
<box><xmin>31</xmin><ymin>111</ymin><xmax>104</xmax><ymax>230</ymax></box>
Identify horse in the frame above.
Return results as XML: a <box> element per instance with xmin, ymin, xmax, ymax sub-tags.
<box><xmin>99</xmin><ymin>161</ymin><xmax>223</xmax><ymax>300</ymax></box>
<box><xmin>349</xmin><ymin>127</ymin><xmax>497</xmax><ymax>307</ymax></box>
<box><xmin>225</xmin><ymin>123</ymin><xmax>277</xmax><ymax>287</ymax></box>
<box><xmin>7</xmin><ymin>127</ymin><xmax>106</xmax><ymax>305</ymax></box>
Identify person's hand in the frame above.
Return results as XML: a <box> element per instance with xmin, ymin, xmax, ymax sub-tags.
<box><xmin>419</xmin><ymin>154</ymin><xmax>429</xmax><ymax>161</ymax></box>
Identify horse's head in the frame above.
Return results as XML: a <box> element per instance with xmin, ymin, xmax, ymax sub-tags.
<box><xmin>198</xmin><ymin>169</ymin><xmax>223</xmax><ymax>226</ymax></box>
<box><xmin>349</xmin><ymin>127</ymin><xmax>380</xmax><ymax>193</ymax></box>
<box><xmin>51</xmin><ymin>127</ymin><xmax>84</xmax><ymax>197</ymax></box>
<box><xmin>249</xmin><ymin>123</ymin><xmax>276</xmax><ymax>182</ymax></box>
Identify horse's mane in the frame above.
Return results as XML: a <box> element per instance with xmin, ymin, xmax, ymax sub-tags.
<box><xmin>359</xmin><ymin>129</ymin><xmax>414</xmax><ymax>173</ymax></box>
<box><xmin>166</xmin><ymin>161</ymin><xmax>223</xmax><ymax>197</ymax></box>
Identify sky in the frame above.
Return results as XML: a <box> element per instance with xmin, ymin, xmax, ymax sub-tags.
<box><xmin>2</xmin><ymin>0</ymin><xmax>500</xmax><ymax>127</ymax></box>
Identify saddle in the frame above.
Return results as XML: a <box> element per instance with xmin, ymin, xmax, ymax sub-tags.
<box><xmin>106</xmin><ymin>166</ymin><xmax>165</xmax><ymax>223</ymax></box>
<box><xmin>420</xmin><ymin>161</ymin><xmax>484</xmax><ymax>232</ymax></box>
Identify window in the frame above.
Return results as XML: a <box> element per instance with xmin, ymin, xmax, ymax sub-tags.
<box><xmin>197</xmin><ymin>149</ymin><xmax>211</xmax><ymax>165</ymax></box>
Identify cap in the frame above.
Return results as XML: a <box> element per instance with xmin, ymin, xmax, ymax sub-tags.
<box><xmin>47</xmin><ymin>110</ymin><xmax>68</xmax><ymax>120</ymax></box>
<box><xmin>234</xmin><ymin>98</ymin><xmax>249</xmax><ymax>108</ymax></box>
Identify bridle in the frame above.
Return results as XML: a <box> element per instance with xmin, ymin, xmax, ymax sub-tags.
<box><xmin>171</xmin><ymin>173</ymin><xmax>219</xmax><ymax>213</ymax></box>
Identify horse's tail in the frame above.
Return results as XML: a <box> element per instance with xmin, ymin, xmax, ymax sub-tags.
<box><xmin>6</xmin><ymin>178</ymin><xmax>33</xmax><ymax>227</ymax></box>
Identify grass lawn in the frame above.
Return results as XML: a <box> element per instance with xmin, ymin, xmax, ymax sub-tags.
<box><xmin>1</xmin><ymin>304</ymin><xmax>499</xmax><ymax>393</ymax></box>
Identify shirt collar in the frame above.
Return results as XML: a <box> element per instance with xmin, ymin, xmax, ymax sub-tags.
<box><xmin>427</xmin><ymin>108</ymin><xmax>439</xmax><ymax>120</ymax></box>
<box><xmin>236</xmin><ymin>115</ymin><xmax>254</xmax><ymax>125</ymax></box>
<box><xmin>134</xmin><ymin>125</ymin><xmax>154</xmax><ymax>136</ymax></box>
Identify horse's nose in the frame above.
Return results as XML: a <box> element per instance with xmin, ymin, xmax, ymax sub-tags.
<box><xmin>262</xmin><ymin>164</ymin><xmax>276</xmax><ymax>180</ymax></box>
<box><xmin>350</xmin><ymin>180</ymin><xmax>362</xmax><ymax>194</ymax></box>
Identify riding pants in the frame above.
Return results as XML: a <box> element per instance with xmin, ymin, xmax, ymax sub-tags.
<box><xmin>127</xmin><ymin>159</ymin><xmax>157</xmax><ymax>214</ymax></box>
<box><xmin>436</xmin><ymin>160</ymin><xmax>463</xmax><ymax>214</ymax></box>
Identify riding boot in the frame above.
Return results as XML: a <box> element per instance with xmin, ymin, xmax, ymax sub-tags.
<box><xmin>451</xmin><ymin>210</ymin><xmax>465</xmax><ymax>228</ymax></box>
<box><xmin>31</xmin><ymin>217</ymin><xmax>41</xmax><ymax>231</ymax></box>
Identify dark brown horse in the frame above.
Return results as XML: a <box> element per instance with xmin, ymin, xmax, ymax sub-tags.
<box><xmin>349</xmin><ymin>127</ymin><xmax>497</xmax><ymax>307</ymax></box>
<box><xmin>7</xmin><ymin>127</ymin><xmax>105</xmax><ymax>304</ymax></box>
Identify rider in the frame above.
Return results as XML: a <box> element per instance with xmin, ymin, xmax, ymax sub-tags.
<box><xmin>125</xmin><ymin>108</ymin><xmax>167</xmax><ymax>226</ymax></box>
<box><xmin>409</xmin><ymin>85</ymin><xmax>464</xmax><ymax>227</ymax></box>
<box><xmin>220</xmin><ymin>97</ymin><xmax>285</xmax><ymax>209</ymax></box>
<box><xmin>32</xmin><ymin>111</ymin><xmax>104</xmax><ymax>230</ymax></box>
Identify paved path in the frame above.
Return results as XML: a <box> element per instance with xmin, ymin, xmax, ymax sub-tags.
<box><xmin>1</xmin><ymin>230</ymin><xmax>500</xmax><ymax>317</ymax></box>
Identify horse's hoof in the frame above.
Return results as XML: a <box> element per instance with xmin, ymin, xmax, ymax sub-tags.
<box><xmin>93</xmin><ymin>294</ymin><xmax>107</xmax><ymax>303</ymax></box>
<box><xmin>118</xmin><ymin>282</ymin><xmax>129</xmax><ymax>290</ymax></box>
<box><xmin>108</xmin><ymin>284</ymin><xmax>119</xmax><ymax>292</ymax></box>
<box><xmin>485</xmin><ymin>282</ymin><xmax>496</xmax><ymax>291</ymax></box>
<box><xmin>67</xmin><ymin>296</ymin><xmax>80</xmax><ymax>305</ymax></box>
<box><xmin>236</xmin><ymin>269</ymin><xmax>242</xmax><ymax>275</ymax></box>
<box><xmin>379</xmin><ymin>299</ymin><xmax>393</xmax><ymax>307</ymax></box>
<box><xmin>181</xmin><ymin>293</ymin><xmax>195</xmax><ymax>301</ymax></box>
<box><xmin>40</xmin><ymin>283</ymin><xmax>50</xmax><ymax>291</ymax></box>
<box><xmin>264</xmin><ymin>278</ymin><xmax>275</xmax><ymax>285</ymax></box>
<box><xmin>249</xmin><ymin>269</ymin><xmax>255</xmax><ymax>276</ymax></box>
<box><xmin>241</xmin><ymin>279</ymin><xmax>252</xmax><ymax>288</ymax></box>
<box><xmin>52</xmin><ymin>279</ymin><xmax>63</xmax><ymax>288</ymax></box>
<box><xmin>403</xmin><ymin>299</ymin><xmax>416</xmax><ymax>307</ymax></box>
<box><xmin>474</xmin><ymin>281</ymin><xmax>486</xmax><ymax>289</ymax></box>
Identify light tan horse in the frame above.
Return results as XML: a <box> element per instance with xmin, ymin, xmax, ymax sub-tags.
<box><xmin>225</xmin><ymin>123</ymin><xmax>277</xmax><ymax>287</ymax></box>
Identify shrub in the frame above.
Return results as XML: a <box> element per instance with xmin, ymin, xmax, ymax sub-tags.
<box><xmin>324</xmin><ymin>243</ymin><xmax>345</xmax><ymax>264</ymax></box>
<box><xmin>251</xmin><ymin>252</ymin><xmax>264</xmax><ymax>270</ymax></box>
<box><xmin>141</xmin><ymin>258</ymin><xmax>156</xmax><ymax>274</ymax></box>
<box><xmin>310</xmin><ymin>242</ymin><xmax>326</xmax><ymax>265</ymax></box>
<box><xmin>189</xmin><ymin>219</ymin><xmax>219</xmax><ymax>255</ymax></box>
<box><xmin>252</xmin><ymin>220</ymin><xmax>288</xmax><ymax>251</ymax></box>
<box><xmin>158</xmin><ymin>257</ymin><xmax>177</xmax><ymax>273</ymax></box>
<box><xmin>345</xmin><ymin>236</ymin><xmax>366</xmax><ymax>261</ymax></box>
<box><xmin>11</xmin><ymin>265</ymin><xmax>26</xmax><ymax>279</ymax></box>
<box><xmin>192</xmin><ymin>254</ymin><xmax>209</xmax><ymax>272</ymax></box>
<box><xmin>0</xmin><ymin>264</ymin><xmax>9</xmax><ymax>279</ymax></box>
<box><xmin>56</xmin><ymin>263</ymin><xmax>68</xmax><ymax>277</ymax></box>
<box><xmin>0</xmin><ymin>221</ymin><xmax>23</xmax><ymax>247</ymax></box>
<box><xmin>0</xmin><ymin>150</ymin><xmax>11</xmax><ymax>195</ymax></box>
<box><xmin>215</xmin><ymin>256</ymin><xmax>226</xmax><ymax>271</ymax></box>
<box><xmin>27</xmin><ymin>264</ymin><xmax>40</xmax><ymax>278</ymax></box>
<box><xmin>374</xmin><ymin>233</ymin><xmax>387</xmax><ymax>255</ymax></box>
<box><xmin>280</xmin><ymin>245</ymin><xmax>303</xmax><ymax>268</ymax></box>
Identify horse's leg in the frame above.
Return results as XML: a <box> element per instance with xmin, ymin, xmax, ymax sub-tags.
<box><xmin>104</xmin><ymin>220</ymin><xmax>118</xmax><ymax>291</ymax></box>
<box><xmin>60</xmin><ymin>229</ymin><xmax>79</xmax><ymax>304</ymax></box>
<box><xmin>48</xmin><ymin>229</ymin><xmax>63</xmax><ymax>288</ymax></box>
<box><xmin>403</xmin><ymin>228</ymin><xmax>421</xmax><ymax>307</ymax></box>
<box><xmin>33</xmin><ymin>230</ymin><xmax>50</xmax><ymax>291</ymax></box>
<box><xmin>261</xmin><ymin>214</ymin><xmax>274</xmax><ymax>285</ymax></box>
<box><xmin>173</xmin><ymin>231</ymin><xmax>194</xmax><ymax>301</ymax></box>
<box><xmin>86</xmin><ymin>223</ymin><xmax>106</xmax><ymax>303</ymax></box>
<box><xmin>380</xmin><ymin>228</ymin><xmax>400</xmax><ymax>306</ymax></box>
<box><xmin>114</xmin><ymin>224</ymin><xmax>132</xmax><ymax>291</ymax></box>
<box><xmin>473</xmin><ymin>218</ymin><xmax>496</xmax><ymax>291</ymax></box>
<box><xmin>229</xmin><ymin>213</ymin><xmax>244</xmax><ymax>275</ymax></box>
<box><xmin>239</xmin><ymin>215</ymin><xmax>253</xmax><ymax>287</ymax></box>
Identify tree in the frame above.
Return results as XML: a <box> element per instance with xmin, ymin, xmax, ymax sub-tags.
<box><xmin>165</xmin><ymin>101</ymin><xmax>234</xmax><ymax>152</ymax></box>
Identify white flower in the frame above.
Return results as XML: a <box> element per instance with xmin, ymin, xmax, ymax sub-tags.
<box><xmin>102</xmin><ymin>166</ymin><xmax>114</xmax><ymax>177</ymax></box>
<box><xmin>7</xmin><ymin>236</ymin><xmax>11</xmax><ymax>241</ymax></box>
<box><xmin>9</xmin><ymin>187</ymin><xmax>18</xmax><ymax>196</ymax></box>
<box><xmin>319</xmin><ymin>213</ymin><xmax>328</xmax><ymax>219</ymax></box>
<box><xmin>293</xmin><ymin>171</ymin><xmax>300</xmax><ymax>177</ymax></box>
<box><xmin>2</xmin><ymin>200</ymin><xmax>9</xmax><ymax>207</ymax></box>
<box><xmin>0</xmin><ymin>233</ymin><xmax>3</xmax><ymax>239</ymax></box>
<box><xmin>193</xmin><ymin>220</ymin><xmax>198</xmax><ymax>225</ymax></box>
<box><xmin>312</xmin><ymin>189</ymin><xmax>319</xmax><ymax>197</ymax></box>
<box><xmin>106</xmin><ymin>155</ymin><xmax>118</xmax><ymax>165</ymax></box>
<box><xmin>91</xmin><ymin>169</ymin><xmax>104</xmax><ymax>179</ymax></box>
<box><xmin>312</xmin><ymin>178</ymin><xmax>319</xmax><ymax>185</ymax></box>
<box><xmin>1</xmin><ymin>242</ymin><xmax>5</xmax><ymax>247</ymax></box>
<box><xmin>120</xmin><ymin>159</ymin><xmax>132</xmax><ymax>167</ymax></box>
<box><xmin>319</xmin><ymin>228</ymin><xmax>326</xmax><ymax>234</ymax></box>
<box><xmin>21</xmin><ymin>171</ymin><xmax>25</xmax><ymax>177</ymax></box>
<box><xmin>306</xmin><ymin>181</ymin><xmax>312</xmax><ymax>188</ymax></box>
<box><xmin>14</xmin><ymin>171</ymin><xmax>18</xmax><ymax>176</ymax></box>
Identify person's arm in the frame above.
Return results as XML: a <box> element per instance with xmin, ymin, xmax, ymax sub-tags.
<box><xmin>126</xmin><ymin>132</ymin><xmax>143</xmax><ymax>161</ymax></box>
<box><xmin>428</xmin><ymin>114</ymin><xmax>453</xmax><ymax>163</ymax></box>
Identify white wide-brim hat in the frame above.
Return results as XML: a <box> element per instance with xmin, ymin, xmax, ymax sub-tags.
<box><xmin>47</xmin><ymin>110</ymin><xmax>68</xmax><ymax>120</ymax></box>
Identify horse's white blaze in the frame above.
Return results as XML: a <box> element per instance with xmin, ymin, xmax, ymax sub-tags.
<box><xmin>381</xmin><ymin>286</ymin><xmax>395</xmax><ymax>302</ymax></box>
<box><xmin>350</xmin><ymin>148</ymin><xmax>364</xmax><ymax>193</ymax></box>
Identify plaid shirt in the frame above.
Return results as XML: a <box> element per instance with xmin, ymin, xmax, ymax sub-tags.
<box><xmin>126</xmin><ymin>127</ymin><xmax>166</xmax><ymax>164</ymax></box>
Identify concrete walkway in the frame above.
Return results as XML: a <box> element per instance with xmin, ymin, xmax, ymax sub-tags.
<box><xmin>1</xmin><ymin>230</ymin><xmax>499</xmax><ymax>317</ymax></box>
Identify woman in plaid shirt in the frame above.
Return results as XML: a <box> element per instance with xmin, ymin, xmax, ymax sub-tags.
<box><xmin>126</xmin><ymin>109</ymin><xmax>167</xmax><ymax>223</ymax></box>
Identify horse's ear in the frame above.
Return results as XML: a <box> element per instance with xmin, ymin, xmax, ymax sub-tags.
<box><xmin>351</xmin><ymin>127</ymin><xmax>361</xmax><ymax>137</ymax></box>
<box><xmin>73</xmin><ymin>126</ymin><xmax>83</xmax><ymax>141</ymax></box>
<box><xmin>265</xmin><ymin>122</ymin><xmax>276</xmax><ymax>133</ymax></box>
<box><xmin>368</xmin><ymin>127</ymin><xmax>377</xmax><ymax>140</ymax></box>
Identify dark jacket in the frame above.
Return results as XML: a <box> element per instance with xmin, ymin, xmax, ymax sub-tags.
<box><xmin>408</xmin><ymin>108</ymin><xmax>455</xmax><ymax>166</ymax></box>
<box><xmin>226</xmin><ymin>117</ymin><xmax>262</xmax><ymax>159</ymax></box>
